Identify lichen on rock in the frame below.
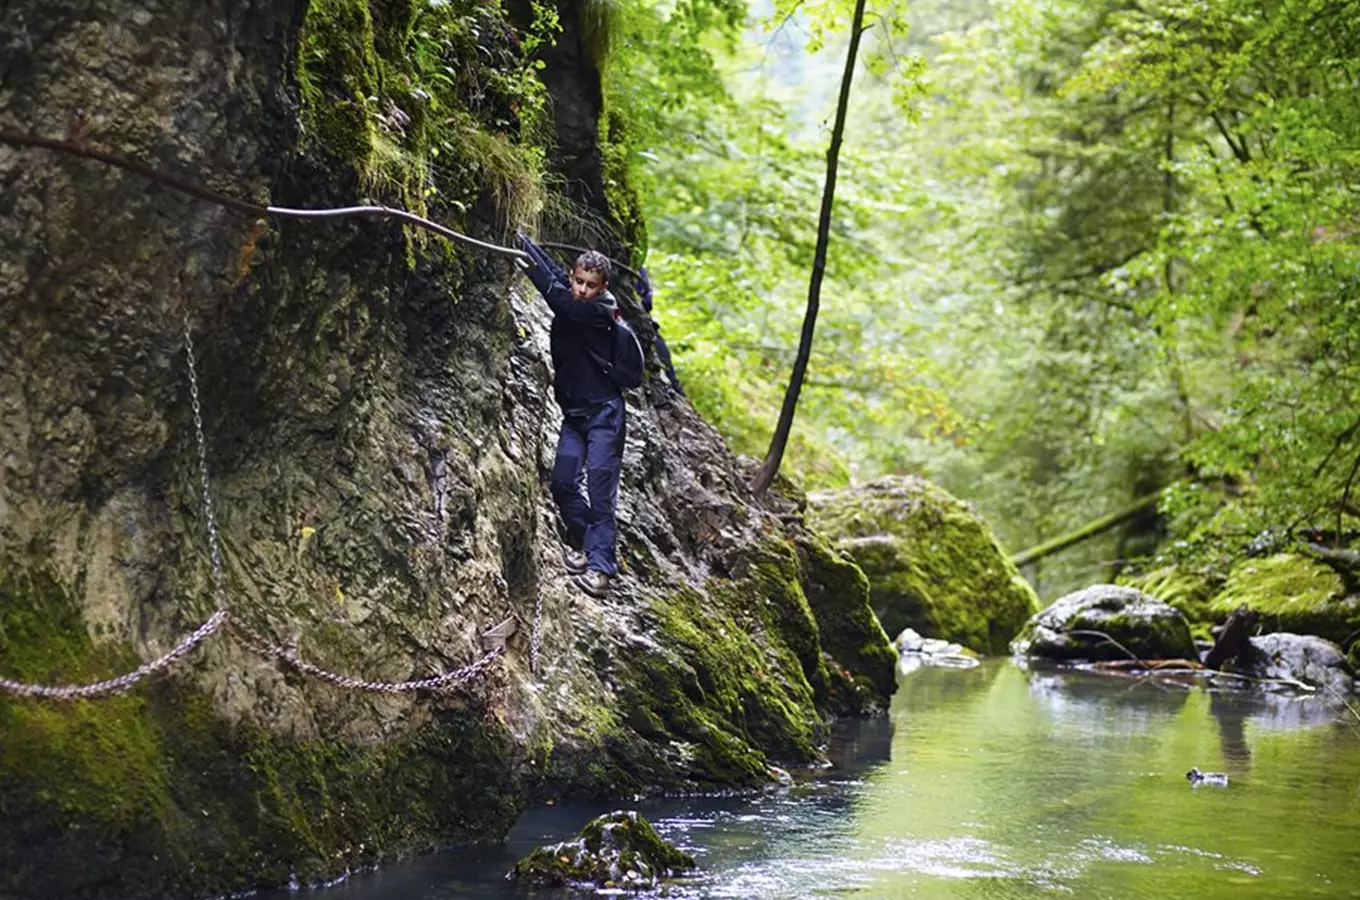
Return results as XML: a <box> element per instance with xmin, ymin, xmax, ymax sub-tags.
<box><xmin>808</xmin><ymin>476</ymin><xmax>1039</xmax><ymax>655</ymax></box>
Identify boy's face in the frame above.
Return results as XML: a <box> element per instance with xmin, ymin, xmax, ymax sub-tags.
<box><xmin>570</xmin><ymin>266</ymin><xmax>607</xmax><ymax>301</ymax></box>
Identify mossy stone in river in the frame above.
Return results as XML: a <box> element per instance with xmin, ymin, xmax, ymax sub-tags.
<box><xmin>808</xmin><ymin>476</ymin><xmax>1038</xmax><ymax>654</ymax></box>
<box><xmin>512</xmin><ymin>810</ymin><xmax>696</xmax><ymax>889</ymax></box>
<box><xmin>1011</xmin><ymin>584</ymin><xmax>1196</xmax><ymax>662</ymax></box>
<box><xmin>1119</xmin><ymin>566</ymin><xmax>1222</xmax><ymax>642</ymax></box>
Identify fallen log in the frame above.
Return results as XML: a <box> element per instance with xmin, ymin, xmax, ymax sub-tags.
<box><xmin>1012</xmin><ymin>492</ymin><xmax>1161</xmax><ymax>568</ymax></box>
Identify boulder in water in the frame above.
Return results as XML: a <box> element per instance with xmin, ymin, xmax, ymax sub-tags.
<box><xmin>809</xmin><ymin>476</ymin><xmax>1038</xmax><ymax>655</ymax></box>
<box><xmin>511</xmin><ymin>810</ymin><xmax>695</xmax><ymax>889</ymax></box>
<box><xmin>1010</xmin><ymin>585</ymin><xmax>1196</xmax><ymax>662</ymax></box>
<box><xmin>1209</xmin><ymin>553</ymin><xmax>1359</xmax><ymax>648</ymax></box>
<box><xmin>1227</xmin><ymin>633</ymin><xmax>1355</xmax><ymax>698</ymax></box>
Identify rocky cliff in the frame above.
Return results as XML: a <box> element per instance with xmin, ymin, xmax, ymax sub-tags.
<box><xmin>0</xmin><ymin>2</ymin><xmax>895</xmax><ymax>897</ymax></box>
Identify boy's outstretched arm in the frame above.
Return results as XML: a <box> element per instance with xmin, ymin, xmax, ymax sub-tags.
<box><xmin>516</xmin><ymin>233</ymin><xmax>563</xmax><ymax>297</ymax></box>
<box><xmin>517</xmin><ymin>232</ymin><xmax>572</xmax><ymax>284</ymax></box>
<box><xmin>516</xmin><ymin>232</ymin><xmax>616</xmax><ymax>328</ymax></box>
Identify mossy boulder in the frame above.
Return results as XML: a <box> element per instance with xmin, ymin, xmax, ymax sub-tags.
<box><xmin>1209</xmin><ymin>554</ymin><xmax>1360</xmax><ymax>647</ymax></box>
<box><xmin>792</xmin><ymin>528</ymin><xmax>898</xmax><ymax>710</ymax></box>
<box><xmin>1011</xmin><ymin>585</ymin><xmax>1197</xmax><ymax>662</ymax></box>
<box><xmin>1119</xmin><ymin>567</ymin><xmax>1222</xmax><ymax>643</ymax></box>
<box><xmin>512</xmin><ymin>810</ymin><xmax>695</xmax><ymax>890</ymax></box>
<box><xmin>808</xmin><ymin>476</ymin><xmax>1039</xmax><ymax>655</ymax></box>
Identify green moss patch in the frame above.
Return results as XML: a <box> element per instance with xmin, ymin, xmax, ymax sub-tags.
<box><xmin>296</xmin><ymin>0</ymin><xmax>550</xmax><ymax>234</ymax></box>
<box><xmin>1210</xmin><ymin>553</ymin><xmax>1359</xmax><ymax>646</ymax></box>
<box><xmin>0</xmin><ymin>562</ymin><xmax>522</xmax><ymax>899</ymax></box>
<box><xmin>794</xmin><ymin>528</ymin><xmax>897</xmax><ymax>710</ymax></box>
<box><xmin>620</xmin><ymin>574</ymin><xmax>819</xmax><ymax>786</ymax></box>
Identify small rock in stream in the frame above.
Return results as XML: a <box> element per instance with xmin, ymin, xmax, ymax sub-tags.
<box><xmin>511</xmin><ymin>810</ymin><xmax>696</xmax><ymax>889</ymax></box>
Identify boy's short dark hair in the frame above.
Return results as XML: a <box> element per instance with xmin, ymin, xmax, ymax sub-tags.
<box><xmin>574</xmin><ymin>250</ymin><xmax>612</xmax><ymax>283</ymax></box>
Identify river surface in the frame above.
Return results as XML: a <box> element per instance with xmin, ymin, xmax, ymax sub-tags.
<box><xmin>278</xmin><ymin>661</ymin><xmax>1360</xmax><ymax>899</ymax></box>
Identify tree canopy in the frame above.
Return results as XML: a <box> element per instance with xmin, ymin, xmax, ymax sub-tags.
<box><xmin>587</xmin><ymin>0</ymin><xmax>1360</xmax><ymax>596</ymax></box>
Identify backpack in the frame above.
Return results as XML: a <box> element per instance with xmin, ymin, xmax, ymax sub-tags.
<box><xmin>588</xmin><ymin>319</ymin><xmax>645</xmax><ymax>390</ymax></box>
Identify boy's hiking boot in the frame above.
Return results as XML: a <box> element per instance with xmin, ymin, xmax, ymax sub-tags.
<box><xmin>563</xmin><ymin>548</ymin><xmax>588</xmax><ymax>575</ymax></box>
<box><xmin>572</xmin><ymin>569</ymin><xmax>610</xmax><ymax>598</ymax></box>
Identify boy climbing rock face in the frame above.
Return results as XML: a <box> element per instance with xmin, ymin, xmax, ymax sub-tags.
<box><xmin>517</xmin><ymin>234</ymin><xmax>638</xmax><ymax>598</ymax></box>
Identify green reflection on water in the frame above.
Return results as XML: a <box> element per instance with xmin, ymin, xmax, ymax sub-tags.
<box><xmin>846</xmin><ymin>662</ymin><xmax>1360</xmax><ymax>900</ymax></box>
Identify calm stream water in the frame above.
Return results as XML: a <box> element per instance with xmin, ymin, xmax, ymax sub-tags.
<box><xmin>279</xmin><ymin>661</ymin><xmax>1360</xmax><ymax>899</ymax></box>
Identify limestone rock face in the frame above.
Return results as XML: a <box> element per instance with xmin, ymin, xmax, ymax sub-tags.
<box><xmin>809</xmin><ymin>476</ymin><xmax>1039</xmax><ymax>654</ymax></box>
<box><xmin>1010</xmin><ymin>585</ymin><xmax>1197</xmax><ymax>662</ymax></box>
<box><xmin>0</xmin><ymin>3</ymin><xmax>893</xmax><ymax>898</ymax></box>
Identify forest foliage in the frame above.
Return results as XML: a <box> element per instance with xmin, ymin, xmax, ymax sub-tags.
<box><xmin>574</xmin><ymin>0</ymin><xmax>1360</xmax><ymax>597</ymax></box>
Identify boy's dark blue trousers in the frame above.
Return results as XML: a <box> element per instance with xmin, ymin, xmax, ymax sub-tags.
<box><xmin>550</xmin><ymin>396</ymin><xmax>627</xmax><ymax>576</ymax></box>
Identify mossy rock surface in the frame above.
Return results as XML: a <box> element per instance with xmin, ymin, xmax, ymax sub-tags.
<box><xmin>1011</xmin><ymin>585</ymin><xmax>1197</xmax><ymax>662</ymax></box>
<box><xmin>1119</xmin><ymin>566</ymin><xmax>1222</xmax><ymax>642</ymax></box>
<box><xmin>793</xmin><ymin>528</ymin><xmax>898</xmax><ymax>710</ymax></box>
<box><xmin>1209</xmin><ymin>554</ymin><xmax>1360</xmax><ymax>647</ymax></box>
<box><xmin>0</xmin><ymin>564</ymin><xmax>523</xmax><ymax>899</ymax></box>
<box><xmin>808</xmin><ymin>476</ymin><xmax>1039</xmax><ymax>655</ymax></box>
<box><xmin>512</xmin><ymin>810</ymin><xmax>695</xmax><ymax>889</ymax></box>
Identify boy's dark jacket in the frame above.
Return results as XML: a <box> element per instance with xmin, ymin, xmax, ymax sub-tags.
<box><xmin>519</xmin><ymin>236</ymin><xmax>622</xmax><ymax>409</ymax></box>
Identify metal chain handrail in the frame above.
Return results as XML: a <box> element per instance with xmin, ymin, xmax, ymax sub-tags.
<box><xmin>531</xmin><ymin>587</ymin><xmax>544</xmax><ymax>675</ymax></box>
<box><xmin>0</xmin><ymin>307</ymin><xmax>525</xmax><ymax>700</ymax></box>
<box><xmin>230</xmin><ymin>624</ymin><xmax>504</xmax><ymax>693</ymax></box>
<box><xmin>183</xmin><ymin>306</ymin><xmax>229</xmax><ymax>609</ymax></box>
<box><xmin>180</xmin><ymin>306</ymin><xmax>512</xmax><ymax>694</ymax></box>
<box><xmin>0</xmin><ymin>609</ymin><xmax>228</xmax><ymax>699</ymax></box>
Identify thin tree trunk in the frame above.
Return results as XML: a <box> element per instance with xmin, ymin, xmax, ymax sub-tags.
<box><xmin>750</xmin><ymin>0</ymin><xmax>868</xmax><ymax>498</ymax></box>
